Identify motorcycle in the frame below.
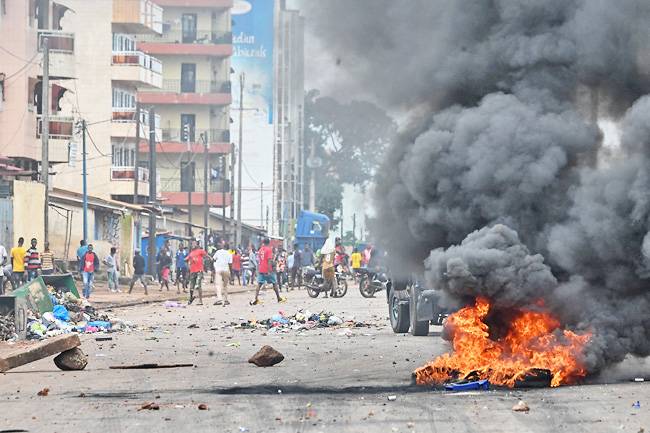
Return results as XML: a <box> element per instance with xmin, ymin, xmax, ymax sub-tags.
<box><xmin>358</xmin><ymin>267</ymin><xmax>389</xmax><ymax>298</ymax></box>
<box><xmin>303</xmin><ymin>265</ymin><xmax>348</xmax><ymax>298</ymax></box>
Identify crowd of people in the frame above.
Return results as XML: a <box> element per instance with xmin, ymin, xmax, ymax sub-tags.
<box><xmin>0</xmin><ymin>234</ymin><xmax>377</xmax><ymax>307</ymax></box>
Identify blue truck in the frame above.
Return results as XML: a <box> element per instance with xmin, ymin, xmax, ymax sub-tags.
<box><xmin>294</xmin><ymin>210</ymin><xmax>330</xmax><ymax>252</ymax></box>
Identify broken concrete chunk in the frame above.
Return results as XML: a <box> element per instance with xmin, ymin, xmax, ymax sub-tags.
<box><xmin>54</xmin><ymin>347</ymin><xmax>88</xmax><ymax>371</ymax></box>
<box><xmin>512</xmin><ymin>400</ymin><xmax>530</xmax><ymax>412</ymax></box>
<box><xmin>248</xmin><ymin>345</ymin><xmax>284</xmax><ymax>367</ymax></box>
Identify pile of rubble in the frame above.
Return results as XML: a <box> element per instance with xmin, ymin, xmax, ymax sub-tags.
<box><xmin>227</xmin><ymin>310</ymin><xmax>374</xmax><ymax>334</ymax></box>
<box><xmin>1</xmin><ymin>312</ymin><xmax>16</xmax><ymax>341</ymax></box>
<box><xmin>22</xmin><ymin>286</ymin><xmax>134</xmax><ymax>341</ymax></box>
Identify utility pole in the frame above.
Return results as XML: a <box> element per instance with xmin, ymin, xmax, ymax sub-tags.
<box><xmin>221</xmin><ymin>155</ymin><xmax>226</xmax><ymax>241</ymax></box>
<box><xmin>340</xmin><ymin>201</ymin><xmax>343</xmax><ymax>240</ymax></box>
<box><xmin>229</xmin><ymin>139</ymin><xmax>235</xmax><ymax>241</ymax></box>
<box><xmin>236</xmin><ymin>72</ymin><xmax>245</xmax><ymax>246</ymax></box>
<box><xmin>147</xmin><ymin>109</ymin><xmax>157</xmax><ymax>276</ymax></box>
<box><xmin>82</xmin><ymin>120</ymin><xmax>88</xmax><ymax>243</ymax></box>
<box><xmin>260</xmin><ymin>182</ymin><xmax>264</xmax><ymax>230</ymax></box>
<box><xmin>309</xmin><ymin>136</ymin><xmax>315</xmax><ymax>212</ymax></box>
<box><xmin>352</xmin><ymin>213</ymin><xmax>356</xmax><ymax>245</ymax></box>
<box><xmin>202</xmin><ymin>132</ymin><xmax>209</xmax><ymax>249</ymax></box>
<box><xmin>186</xmin><ymin>125</ymin><xmax>192</xmax><ymax>237</ymax></box>
<box><xmin>133</xmin><ymin>103</ymin><xmax>141</xmax><ymax>204</ymax></box>
<box><xmin>41</xmin><ymin>37</ymin><xmax>50</xmax><ymax>242</ymax></box>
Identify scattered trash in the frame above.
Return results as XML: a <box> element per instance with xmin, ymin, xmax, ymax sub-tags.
<box><xmin>188</xmin><ymin>324</ymin><xmax>199</xmax><ymax>329</ymax></box>
<box><xmin>226</xmin><ymin>310</ymin><xmax>376</xmax><ymax>334</ymax></box>
<box><xmin>445</xmin><ymin>379</ymin><xmax>490</xmax><ymax>391</ymax></box>
<box><xmin>512</xmin><ymin>400</ymin><xmax>530</xmax><ymax>412</ymax></box>
<box><xmin>95</xmin><ymin>336</ymin><xmax>113</xmax><ymax>342</ymax></box>
<box><xmin>387</xmin><ymin>395</ymin><xmax>397</xmax><ymax>401</ymax></box>
<box><xmin>226</xmin><ymin>342</ymin><xmax>241</xmax><ymax>348</ymax></box>
<box><xmin>139</xmin><ymin>402</ymin><xmax>160</xmax><ymax>411</ymax></box>
<box><xmin>163</xmin><ymin>301</ymin><xmax>186</xmax><ymax>309</ymax></box>
<box><xmin>198</xmin><ymin>404</ymin><xmax>208</xmax><ymax>410</ymax></box>
<box><xmin>633</xmin><ymin>401</ymin><xmax>641</xmax><ymax>409</ymax></box>
<box><xmin>0</xmin><ymin>312</ymin><xmax>17</xmax><ymax>341</ymax></box>
<box><xmin>53</xmin><ymin>348</ymin><xmax>88</xmax><ymax>371</ymax></box>
<box><xmin>109</xmin><ymin>363</ymin><xmax>194</xmax><ymax>370</ymax></box>
<box><xmin>37</xmin><ymin>388</ymin><xmax>49</xmax><ymax>397</ymax></box>
<box><xmin>238</xmin><ymin>427</ymin><xmax>249</xmax><ymax>433</ymax></box>
<box><xmin>248</xmin><ymin>345</ymin><xmax>285</xmax><ymax>367</ymax></box>
<box><xmin>634</xmin><ymin>378</ymin><xmax>645</xmax><ymax>382</ymax></box>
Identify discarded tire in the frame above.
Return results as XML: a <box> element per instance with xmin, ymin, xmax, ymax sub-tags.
<box><xmin>54</xmin><ymin>347</ymin><xmax>88</xmax><ymax>371</ymax></box>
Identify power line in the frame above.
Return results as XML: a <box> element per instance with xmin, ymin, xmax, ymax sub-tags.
<box><xmin>4</xmin><ymin>52</ymin><xmax>40</xmax><ymax>81</ymax></box>
<box><xmin>0</xmin><ymin>46</ymin><xmax>38</xmax><ymax>64</ymax></box>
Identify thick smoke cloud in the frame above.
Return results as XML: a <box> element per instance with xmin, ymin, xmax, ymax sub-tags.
<box><xmin>305</xmin><ymin>0</ymin><xmax>650</xmax><ymax>373</ymax></box>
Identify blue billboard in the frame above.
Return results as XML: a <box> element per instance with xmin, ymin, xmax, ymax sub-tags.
<box><xmin>232</xmin><ymin>0</ymin><xmax>275</xmax><ymax>123</ymax></box>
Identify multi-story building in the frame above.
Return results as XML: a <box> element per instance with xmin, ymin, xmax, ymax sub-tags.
<box><xmin>135</xmin><ymin>0</ymin><xmax>233</xmax><ymax>232</ymax></box>
<box><xmin>272</xmin><ymin>1</ymin><xmax>305</xmax><ymax>239</ymax></box>
<box><xmin>0</xmin><ymin>0</ymin><xmax>77</xmax><ymax>174</ymax></box>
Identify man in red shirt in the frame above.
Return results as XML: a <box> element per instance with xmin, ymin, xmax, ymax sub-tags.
<box><xmin>186</xmin><ymin>241</ymin><xmax>208</xmax><ymax>305</ymax></box>
<box><xmin>250</xmin><ymin>238</ymin><xmax>285</xmax><ymax>305</ymax></box>
<box><xmin>231</xmin><ymin>249</ymin><xmax>242</xmax><ymax>285</ymax></box>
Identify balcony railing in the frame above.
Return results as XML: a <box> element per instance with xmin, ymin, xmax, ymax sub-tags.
<box><xmin>160</xmin><ymin>128</ymin><xmax>230</xmax><ymax>143</ymax></box>
<box><xmin>149</xmin><ymin>80</ymin><xmax>231</xmax><ymax>94</ymax></box>
<box><xmin>36</xmin><ymin>115</ymin><xmax>74</xmax><ymax>140</ymax></box>
<box><xmin>112</xmin><ymin>50</ymin><xmax>162</xmax><ymax>74</ymax></box>
<box><xmin>112</xmin><ymin>107</ymin><xmax>160</xmax><ymax>127</ymax></box>
<box><xmin>138</xmin><ymin>29</ymin><xmax>232</xmax><ymax>45</ymax></box>
<box><xmin>111</xmin><ymin>166</ymin><xmax>150</xmax><ymax>182</ymax></box>
<box><xmin>38</xmin><ymin>30</ymin><xmax>75</xmax><ymax>53</ymax></box>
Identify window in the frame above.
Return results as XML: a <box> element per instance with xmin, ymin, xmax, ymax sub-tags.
<box><xmin>112</xmin><ymin>33</ymin><xmax>136</xmax><ymax>52</ymax></box>
<box><xmin>111</xmin><ymin>141</ymin><xmax>135</xmax><ymax>167</ymax></box>
<box><xmin>180</xmin><ymin>64</ymin><xmax>196</xmax><ymax>93</ymax></box>
<box><xmin>181</xmin><ymin>13</ymin><xmax>197</xmax><ymax>43</ymax></box>
<box><xmin>112</xmin><ymin>88</ymin><xmax>136</xmax><ymax>109</ymax></box>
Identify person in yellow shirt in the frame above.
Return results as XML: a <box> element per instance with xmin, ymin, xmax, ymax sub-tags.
<box><xmin>350</xmin><ymin>248</ymin><xmax>363</xmax><ymax>282</ymax></box>
<box><xmin>10</xmin><ymin>237</ymin><xmax>26</xmax><ymax>286</ymax></box>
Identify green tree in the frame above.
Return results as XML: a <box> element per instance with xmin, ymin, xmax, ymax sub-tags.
<box><xmin>304</xmin><ymin>90</ymin><xmax>397</xmax><ymax>227</ymax></box>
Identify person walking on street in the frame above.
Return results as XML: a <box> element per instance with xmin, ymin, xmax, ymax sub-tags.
<box><xmin>231</xmin><ymin>248</ymin><xmax>241</xmax><ymax>286</ymax></box>
<box><xmin>175</xmin><ymin>244</ymin><xmax>189</xmax><ymax>293</ymax></box>
<box><xmin>76</xmin><ymin>240</ymin><xmax>88</xmax><ymax>275</ymax></box>
<box><xmin>250</xmin><ymin>238</ymin><xmax>285</xmax><ymax>305</ymax></box>
<box><xmin>81</xmin><ymin>244</ymin><xmax>100</xmax><ymax>299</ymax></box>
<box><xmin>213</xmin><ymin>243</ymin><xmax>232</xmax><ymax>306</ymax></box>
<box><xmin>186</xmin><ymin>242</ymin><xmax>208</xmax><ymax>305</ymax></box>
<box><xmin>350</xmin><ymin>247</ymin><xmax>363</xmax><ymax>281</ymax></box>
<box><xmin>240</xmin><ymin>249</ymin><xmax>250</xmax><ymax>286</ymax></box>
<box><xmin>103</xmin><ymin>247</ymin><xmax>120</xmax><ymax>293</ymax></box>
<box><xmin>41</xmin><ymin>242</ymin><xmax>55</xmax><ymax>276</ymax></box>
<box><xmin>290</xmin><ymin>243</ymin><xmax>302</xmax><ymax>290</ymax></box>
<box><xmin>320</xmin><ymin>238</ymin><xmax>337</xmax><ymax>298</ymax></box>
<box><xmin>159</xmin><ymin>246</ymin><xmax>172</xmax><ymax>291</ymax></box>
<box><xmin>248</xmin><ymin>246</ymin><xmax>258</xmax><ymax>284</ymax></box>
<box><xmin>303</xmin><ymin>245</ymin><xmax>314</xmax><ymax>268</ymax></box>
<box><xmin>0</xmin><ymin>242</ymin><xmax>7</xmax><ymax>295</ymax></box>
<box><xmin>10</xmin><ymin>238</ymin><xmax>26</xmax><ymax>288</ymax></box>
<box><xmin>275</xmin><ymin>248</ymin><xmax>287</xmax><ymax>292</ymax></box>
<box><xmin>128</xmin><ymin>249</ymin><xmax>148</xmax><ymax>295</ymax></box>
<box><xmin>25</xmin><ymin>238</ymin><xmax>41</xmax><ymax>281</ymax></box>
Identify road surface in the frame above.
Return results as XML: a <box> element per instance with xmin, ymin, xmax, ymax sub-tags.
<box><xmin>1</xmin><ymin>286</ymin><xmax>648</xmax><ymax>432</ymax></box>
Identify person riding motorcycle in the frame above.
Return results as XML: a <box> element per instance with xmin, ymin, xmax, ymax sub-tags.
<box><xmin>320</xmin><ymin>238</ymin><xmax>337</xmax><ymax>298</ymax></box>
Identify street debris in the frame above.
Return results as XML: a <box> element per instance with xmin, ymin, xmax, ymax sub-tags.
<box><xmin>53</xmin><ymin>347</ymin><xmax>88</xmax><ymax>371</ymax></box>
<box><xmin>445</xmin><ymin>379</ymin><xmax>490</xmax><ymax>391</ymax></box>
<box><xmin>512</xmin><ymin>401</ymin><xmax>530</xmax><ymax>412</ymax></box>
<box><xmin>198</xmin><ymin>404</ymin><xmax>208</xmax><ymax>410</ymax></box>
<box><xmin>387</xmin><ymin>395</ymin><xmax>397</xmax><ymax>401</ymax></box>
<box><xmin>95</xmin><ymin>336</ymin><xmax>113</xmax><ymax>342</ymax></box>
<box><xmin>139</xmin><ymin>402</ymin><xmax>160</xmax><ymax>411</ymax></box>
<box><xmin>109</xmin><ymin>363</ymin><xmax>194</xmax><ymax>370</ymax></box>
<box><xmin>248</xmin><ymin>345</ymin><xmax>284</xmax><ymax>367</ymax></box>
<box><xmin>163</xmin><ymin>301</ymin><xmax>186</xmax><ymax>309</ymax></box>
<box><xmin>0</xmin><ymin>313</ymin><xmax>16</xmax><ymax>341</ymax></box>
<box><xmin>227</xmin><ymin>310</ymin><xmax>376</xmax><ymax>334</ymax></box>
<box><xmin>0</xmin><ymin>334</ymin><xmax>81</xmax><ymax>373</ymax></box>
<box><xmin>37</xmin><ymin>388</ymin><xmax>49</xmax><ymax>397</ymax></box>
<box><xmin>633</xmin><ymin>401</ymin><xmax>641</xmax><ymax>408</ymax></box>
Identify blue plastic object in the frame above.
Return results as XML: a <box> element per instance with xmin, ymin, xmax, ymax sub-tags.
<box><xmin>52</xmin><ymin>305</ymin><xmax>70</xmax><ymax>322</ymax></box>
<box><xmin>444</xmin><ymin>379</ymin><xmax>490</xmax><ymax>391</ymax></box>
<box><xmin>87</xmin><ymin>320</ymin><xmax>112</xmax><ymax>329</ymax></box>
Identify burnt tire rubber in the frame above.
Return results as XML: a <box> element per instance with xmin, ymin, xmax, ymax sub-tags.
<box><xmin>389</xmin><ymin>289</ymin><xmax>410</xmax><ymax>334</ymax></box>
<box><xmin>306</xmin><ymin>285</ymin><xmax>320</xmax><ymax>298</ymax></box>
<box><xmin>409</xmin><ymin>286</ymin><xmax>429</xmax><ymax>336</ymax></box>
<box><xmin>359</xmin><ymin>276</ymin><xmax>376</xmax><ymax>298</ymax></box>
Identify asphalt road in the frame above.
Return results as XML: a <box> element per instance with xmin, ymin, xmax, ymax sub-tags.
<box><xmin>1</xmin><ymin>286</ymin><xmax>649</xmax><ymax>433</ymax></box>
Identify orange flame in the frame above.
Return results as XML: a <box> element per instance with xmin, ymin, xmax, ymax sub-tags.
<box><xmin>414</xmin><ymin>297</ymin><xmax>591</xmax><ymax>387</ymax></box>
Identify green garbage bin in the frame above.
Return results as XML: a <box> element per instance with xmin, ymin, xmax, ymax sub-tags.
<box><xmin>12</xmin><ymin>277</ymin><xmax>54</xmax><ymax>315</ymax></box>
<box><xmin>41</xmin><ymin>273</ymin><xmax>80</xmax><ymax>298</ymax></box>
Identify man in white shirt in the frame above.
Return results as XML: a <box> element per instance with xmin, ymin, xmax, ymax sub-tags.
<box><xmin>213</xmin><ymin>243</ymin><xmax>233</xmax><ymax>306</ymax></box>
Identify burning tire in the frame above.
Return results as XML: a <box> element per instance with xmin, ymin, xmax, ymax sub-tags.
<box><xmin>409</xmin><ymin>285</ymin><xmax>429</xmax><ymax>336</ymax></box>
<box><xmin>389</xmin><ymin>289</ymin><xmax>409</xmax><ymax>333</ymax></box>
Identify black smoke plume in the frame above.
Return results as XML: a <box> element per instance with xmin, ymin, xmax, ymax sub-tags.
<box><xmin>304</xmin><ymin>0</ymin><xmax>650</xmax><ymax>372</ymax></box>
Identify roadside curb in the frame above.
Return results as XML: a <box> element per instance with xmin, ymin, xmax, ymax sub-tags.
<box><xmin>93</xmin><ymin>286</ymin><xmax>257</xmax><ymax>309</ymax></box>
